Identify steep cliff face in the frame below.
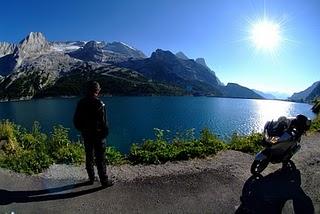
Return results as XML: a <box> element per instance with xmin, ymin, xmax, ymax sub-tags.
<box><xmin>306</xmin><ymin>82</ymin><xmax>320</xmax><ymax>102</ymax></box>
<box><xmin>0</xmin><ymin>32</ymin><xmax>52</xmax><ymax>75</ymax></box>
<box><xmin>175</xmin><ymin>51</ymin><xmax>189</xmax><ymax>60</ymax></box>
<box><xmin>118</xmin><ymin>49</ymin><xmax>223</xmax><ymax>95</ymax></box>
<box><xmin>289</xmin><ymin>81</ymin><xmax>320</xmax><ymax>102</ymax></box>
<box><xmin>0</xmin><ymin>32</ymin><xmax>82</xmax><ymax>75</ymax></box>
<box><xmin>105</xmin><ymin>41</ymin><xmax>146</xmax><ymax>58</ymax></box>
<box><xmin>0</xmin><ymin>32</ymin><xmax>84</xmax><ymax>99</ymax></box>
<box><xmin>0</xmin><ymin>42</ymin><xmax>18</xmax><ymax>75</ymax></box>
<box><xmin>15</xmin><ymin>32</ymin><xmax>50</xmax><ymax>59</ymax></box>
<box><xmin>67</xmin><ymin>41</ymin><xmax>106</xmax><ymax>62</ymax></box>
<box><xmin>0</xmin><ymin>42</ymin><xmax>16</xmax><ymax>57</ymax></box>
<box><xmin>195</xmin><ymin>57</ymin><xmax>224</xmax><ymax>86</ymax></box>
<box><xmin>149</xmin><ymin>50</ymin><xmax>221</xmax><ymax>87</ymax></box>
<box><xmin>195</xmin><ymin>58</ymin><xmax>208</xmax><ymax>68</ymax></box>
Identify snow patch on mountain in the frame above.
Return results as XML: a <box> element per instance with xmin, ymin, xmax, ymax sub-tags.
<box><xmin>119</xmin><ymin>42</ymin><xmax>137</xmax><ymax>50</ymax></box>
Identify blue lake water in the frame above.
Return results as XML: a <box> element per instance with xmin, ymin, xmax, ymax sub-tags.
<box><xmin>0</xmin><ymin>96</ymin><xmax>315</xmax><ymax>153</ymax></box>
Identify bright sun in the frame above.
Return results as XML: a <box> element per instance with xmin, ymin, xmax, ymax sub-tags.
<box><xmin>250</xmin><ymin>19</ymin><xmax>282</xmax><ymax>52</ymax></box>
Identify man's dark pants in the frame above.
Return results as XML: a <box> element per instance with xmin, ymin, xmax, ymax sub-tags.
<box><xmin>83</xmin><ymin>133</ymin><xmax>108</xmax><ymax>182</ymax></box>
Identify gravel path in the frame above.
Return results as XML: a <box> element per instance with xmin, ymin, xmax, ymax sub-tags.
<box><xmin>0</xmin><ymin>133</ymin><xmax>319</xmax><ymax>213</ymax></box>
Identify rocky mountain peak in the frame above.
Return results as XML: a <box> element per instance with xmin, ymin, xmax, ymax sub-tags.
<box><xmin>151</xmin><ymin>49</ymin><xmax>177</xmax><ymax>61</ymax></box>
<box><xmin>195</xmin><ymin>58</ymin><xmax>208</xmax><ymax>68</ymax></box>
<box><xmin>226</xmin><ymin>83</ymin><xmax>239</xmax><ymax>87</ymax></box>
<box><xmin>15</xmin><ymin>32</ymin><xmax>50</xmax><ymax>58</ymax></box>
<box><xmin>83</xmin><ymin>41</ymin><xmax>105</xmax><ymax>50</ymax></box>
<box><xmin>176</xmin><ymin>51</ymin><xmax>189</xmax><ymax>60</ymax></box>
<box><xmin>20</xmin><ymin>32</ymin><xmax>46</xmax><ymax>43</ymax></box>
<box><xmin>105</xmin><ymin>42</ymin><xmax>146</xmax><ymax>58</ymax></box>
<box><xmin>67</xmin><ymin>40</ymin><xmax>106</xmax><ymax>63</ymax></box>
<box><xmin>108</xmin><ymin>41</ymin><xmax>134</xmax><ymax>49</ymax></box>
<box><xmin>0</xmin><ymin>42</ymin><xmax>16</xmax><ymax>57</ymax></box>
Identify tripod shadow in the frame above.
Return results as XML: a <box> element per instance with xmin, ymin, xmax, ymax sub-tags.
<box><xmin>236</xmin><ymin>162</ymin><xmax>314</xmax><ymax>214</ymax></box>
<box><xmin>0</xmin><ymin>181</ymin><xmax>106</xmax><ymax>205</ymax></box>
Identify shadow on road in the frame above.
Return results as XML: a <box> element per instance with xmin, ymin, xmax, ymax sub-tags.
<box><xmin>236</xmin><ymin>162</ymin><xmax>314</xmax><ymax>214</ymax></box>
<box><xmin>0</xmin><ymin>181</ymin><xmax>105</xmax><ymax>205</ymax></box>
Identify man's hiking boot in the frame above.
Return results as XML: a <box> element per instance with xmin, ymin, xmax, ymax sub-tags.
<box><xmin>101</xmin><ymin>179</ymin><xmax>114</xmax><ymax>188</ymax></box>
<box><xmin>87</xmin><ymin>177</ymin><xmax>95</xmax><ymax>185</ymax></box>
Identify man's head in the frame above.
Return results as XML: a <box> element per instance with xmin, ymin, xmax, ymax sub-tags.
<box><xmin>86</xmin><ymin>81</ymin><xmax>101</xmax><ymax>97</ymax></box>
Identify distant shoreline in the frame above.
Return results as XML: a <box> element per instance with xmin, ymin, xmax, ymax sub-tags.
<box><xmin>0</xmin><ymin>94</ymin><xmax>310</xmax><ymax>104</ymax></box>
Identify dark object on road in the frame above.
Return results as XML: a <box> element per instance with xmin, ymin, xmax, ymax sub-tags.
<box><xmin>237</xmin><ymin>162</ymin><xmax>314</xmax><ymax>214</ymax></box>
<box><xmin>251</xmin><ymin>114</ymin><xmax>311</xmax><ymax>175</ymax></box>
<box><xmin>74</xmin><ymin>81</ymin><xmax>113</xmax><ymax>187</ymax></box>
<box><xmin>0</xmin><ymin>181</ymin><xmax>104</xmax><ymax>205</ymax></box>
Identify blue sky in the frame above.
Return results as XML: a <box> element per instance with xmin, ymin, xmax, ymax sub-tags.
<box><xmin>1</xmin><ymin>0</ymin><xmax>319</xmax><ymax>95</ymax></box>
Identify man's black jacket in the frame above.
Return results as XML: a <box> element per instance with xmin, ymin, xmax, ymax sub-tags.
<box><xmin>73</xmin><ymin>96</ymin><xmax>109</xmax><ymax>139</ymax></box>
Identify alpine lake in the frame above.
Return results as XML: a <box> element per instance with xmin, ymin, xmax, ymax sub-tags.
<box><xmin>0</xmin><ymin>96</ymin><xmax>315</xmax><ymax>153</ymax></box>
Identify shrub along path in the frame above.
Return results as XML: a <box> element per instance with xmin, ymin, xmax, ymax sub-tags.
<box><xmin>0</xmin><ymin>133</ymin><xmax>319</xmax><ymax>213</ymax></box>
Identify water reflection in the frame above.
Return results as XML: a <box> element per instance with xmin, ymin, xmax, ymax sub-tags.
<box><xmin>253</xmin><ymin>100</ymin><xmax>294</xmax><ymax>133</ymax></box>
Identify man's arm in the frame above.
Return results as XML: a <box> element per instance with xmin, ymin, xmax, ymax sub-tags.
<box><xmin>73</xmin><ymin>102</ymin><xmax>83</xmax><ymax>131</ymax></box>
<box><xmin>97</xmin><ymin>100</ymin><xmax>109</xmax><ymax>138</ymax></box>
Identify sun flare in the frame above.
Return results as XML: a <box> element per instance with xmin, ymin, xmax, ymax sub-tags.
<box><xmin>250</xmin><ymin>19</ymin><xmax>282</xmax><ymax>52</ymax></box>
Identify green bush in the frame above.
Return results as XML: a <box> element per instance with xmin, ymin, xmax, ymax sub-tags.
<box><xmin>199</xmin><ymin>128</ymin><xmax>227</xmax><ymax>154</ymax></box>
<box><xmin>128</xmin><ymin>128</ymin><xmax>226</xmax><ymax>165</ymax></box>
<box><xmin>0</xmin><ymin>150</ymin><xmax>53</xmax><ymax>174</ymax></box>
<box><xmin>53</xmin><ymin>143</ymin><xmax>84</xmax><ymax>165</ymax></box>
<box><xmin>310</xmin><ymin>114</ymin><xmax>320</xmax><ymax>132</ymax></box>
<box><xmin>48</xmin><ymin>125</ymin><xmax>72</xmax><ymax>152</ymax></box>
<box><xmin>105</xmin><ymin>147</ymin><xmax>126</xmax><ymax>165</ymax></box>
<box><xmin>128</xmin><ymin>128</ymin><xmax>175</xmax><ymax>164</ymax></box>
<box><xmin>129</xmin><ymin>140</ymin><xmax>170</xmax><ymax>164</ymax></box>
<box><xmin>312</xmin><ymin>99</ymin><xmax>320</xmax><ymax>114</ymax></box>
<box><xmin>228</xmin><ymin>132</ymin><xmax>263</xmax><ymax>154</ymax></box>
<box><xmin>0</xmin><ymin>121</ymin><xmax>85</xmax><ymax>174</ymax></box>
<box><xmin>310</xmin><ymin>100</ymin><xmax>320</xmax><ymax>132</ymax></box>
<box><xmin>0</xmin><ymin>120</ymin><xmax>20</xmax><ymax>154</ymax></box>
<box><xmin>48</xmin><ymin>125</ymin><xmax>85</xmax><ymax>164</ymax></box>
<box><xmin>21</xmin><ymin>122</ymin><xmax>47</xmax><ymax>152</ymax></box>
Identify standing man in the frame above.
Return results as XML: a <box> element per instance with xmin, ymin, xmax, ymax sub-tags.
<box><xmin>73</xmin><ymin>81</ymin><xmax>113</xmax><ymax>187</ymax></box>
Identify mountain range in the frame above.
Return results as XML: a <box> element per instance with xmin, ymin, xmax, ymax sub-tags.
<box><xmin>252</xmin><ymin>89</ymin><xmax>276</xmax><ymax>100</ymax></box>
<box><xmin>289</xmin><ymin>81</ymin><xmax>320</xmax><ymax>102</ymax></box>
<box><xmin>0</xmin><ymin>32</ymin><xmax>264</xmax><ymax>100</ymax></box>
